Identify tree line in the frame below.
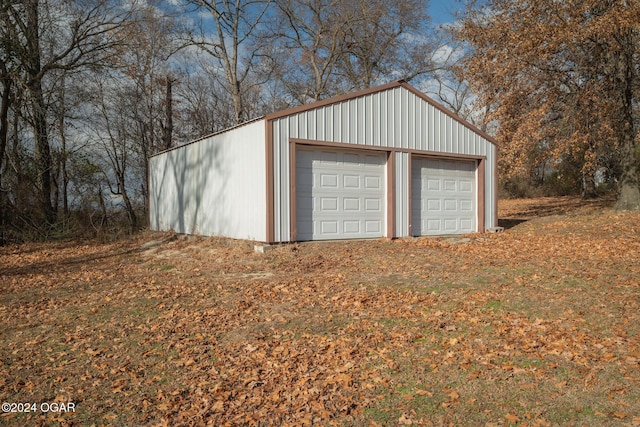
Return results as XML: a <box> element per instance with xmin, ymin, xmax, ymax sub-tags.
<box><xmin>1</xmin><ymin>0</ymin><xmax>638</xmax><ymax>243</ymax></box>
<box><xmin>456</xmin><ymin>0</ymin><xmax>640</xmax><ymax>208</ymax></box>
<box><xmin>1</xmin><ymin>0</ymin><xmax>447</xmax><ymax>242</ymax></box>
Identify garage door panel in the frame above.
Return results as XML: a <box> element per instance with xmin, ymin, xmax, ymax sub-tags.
<box><xmin>320</xmin><ymin>197</ymin><xmax>338</xmax><ymax>211</ymax></box>
<box><xmin>427</xmin><ymin>179</ymin><xmax>440</xmax><ymax>191</ymax></box>
<box><xmin>427</xmin><ymin>199</ymin><xmax>441</xmax><ymax>211</ymax></box>
<box><xmin>343</xmin><ymin>175</ymin><xmax>360</xmax><ymax>188</ymax></box>
<box><xmin>297</xmin><ymin>147</ymin><xmax>386</xmax><ymax>241</ymax></box>
<box><xmin>344</xmin><ymin>220</ymin><xmax>361</xmax><ymax>232</ymax></box>
<box><xmin>320</xmin><ymin>221</ymin><xmax>339</xmax><ymax>235</ymax></box>
<box><xmin>444</xmin><ymin>219</ymin><xmax>458</xmax><ymax>232</ymax></box>
<box><xmin>343</xmin><ymin>198</ymin><xmax>360</xmax><ymax>211</ymax></box>
<box><xmin>320</xmin><ymin>173</ymin><xmax>338</xmax><ymax>188</ymax></box>
<box><xmin>460</xmin><ymin>218</ymin><xmax>474</xmax><ymax>230</ymax></box>
<box><xmin>427</xmin><ymin>219</ymin><xmax>442</xmax><ymax>232</ymax></box>
<box><xmin>444</xmin><ymin>199</ymin><xmax>458</xmax><ymax>211</ymax></box>
<box><xmin>365</xmin><ymin>198</ymin><xmax>381</xmax><ymax>212</ymax></box>
<box><xmin>460</xmin><ymin>200</ymin><xmax>473</xmax><ymax>211</ymax></box>
<box><xmin>365</xmin><ymin>176</ymin><xmax>381</xmax><ymax>190</ymax></box>
<box><xmin>365</xmin><ymin>220</ymin><xmax>382</xmax><ymax>233</ymax></box>
<box><xmin>412</xmin><ymin>157</ymin><xmax>476</xmax><ymax>236</ymax></box>
<box><xmin>443</xmin><ymin>179</ymin><xmax>457</xmax><ymax>191</ymax></box>
<box><xmin>460</xmin><ymin>179</ymin><xmax>473</xmax><ymax>192</ymax></box>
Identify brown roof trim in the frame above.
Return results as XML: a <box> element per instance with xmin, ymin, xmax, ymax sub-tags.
<box><xmin>397</xmin><ymin>81</ymin><xmax>498</xmax><ymax>147</ymax></box>
<box><xmin>265</xmin><ymin>80</ymin><xmax>404</xmax><ymax>121</ymax></box>
<box><xmin>150</xmin><ymin>116</ymin><xmax>266</xmax><ymax>158</ymax></box>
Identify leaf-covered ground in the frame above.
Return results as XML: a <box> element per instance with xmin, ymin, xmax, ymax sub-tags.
<box><xmin>1</xmin><ymin>196</ymin><xmax>639</xmax><ymax>426</ymax></box>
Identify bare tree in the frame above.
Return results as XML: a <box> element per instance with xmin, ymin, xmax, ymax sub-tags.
<box><xmin>187</xmin><ymin>0</ymin><xmax>272</xmax><ymax>125</ymax></box>
<box><xmin>178</xmin><ymin>62</ymin><xmax>251</xmax><ymax>136</ymax></box>
<box><xmin>84</xmin><ymin>74</ymin><xmax>142</xmax><ymax>232</ymax></box>
<box><xmin>267</xmin><ymin>0</ymin><xmax>352</xmax><ymax>103</ymax></box>
<box><xmin>1</xmin><ymin>0</ymin><xmax>135</xmax><ymax>225</ymax></box>
<box><xmin>337</xmin><ymin>0</ymin><xmax>435</xmax><ymax>90</ymax></box>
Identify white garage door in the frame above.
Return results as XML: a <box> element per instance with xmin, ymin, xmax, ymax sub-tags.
<box><xmin>412</xmin><ymin>157</ymin><xmax>476</xmax><ymax>235</ymax></box>
<box><xmin>296</xmin><ymin>147</ymin><xmax>386</xmax><ymax>241</ymax></box>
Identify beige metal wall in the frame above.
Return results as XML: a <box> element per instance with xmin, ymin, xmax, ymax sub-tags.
<box><xmin>269</xmin><ymin>83</ymin><xmax>497</xmax><ymax>242</ymax></box>
<box><xmin>149</xmin><ymin>119</ymin><xmax>267</xmax><ymax>241</ymax></box>
<box><xmin>394</xmin><ymin>151</ymin><xmax>411</xmax><ymax>237</ymax></box>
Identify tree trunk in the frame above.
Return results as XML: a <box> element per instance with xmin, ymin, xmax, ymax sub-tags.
<box><xmin>26</xmin><ymin>0</ymin><xmax>55</xmax><ymax>223</ymax></box>
<box><xmin>118</xmin><ymin>175</ymin><xmax>137</xmax><ymax>233</ymax></box>
<box><xmin>0</xmin><ymin>65</ymin><xmax>9</xmax><ymax>174</ymax></box>
<box><xmin>58</xmin><ymin>76</ymin><xmax>69</xmax><ymax>218</ymax></box>
<box><xmin>162</xmin><ymin>77</ymin><xmax>174</xmax><ymax>150</ymax></box>
<box><xmin>30</xmin><ymin>80</ymin><xmax>56</xmax><ymax>223</ymax></box>
<box><xmin>97</xmin><ymin>186</ymin><xmax>108</xmax><ymax>229</ymax></box>
<box><xmin>614</xmin><ymin>30</ymin><xmax>640</xmax><ymax>211</ymax></box>
<box><xmin>0</xmin><ymin>64</ymin><xmax>11</xmax><ymax>245</ymax></box>
<box><xmin>615</xmin><ymin>133</ymin><xmax>640</xmax><ymax>210</ymax></box>
<box><xmin>581</xmin><ymin>168</ymin><xmax>598</xmax><ymax>199</ymax></box>
<box><xmin>231</xmin><ymin>81</ymin><xmax>243</xmax><ymax>124</ymax></box>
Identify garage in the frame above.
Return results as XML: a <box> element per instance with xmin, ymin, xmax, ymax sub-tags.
<box><xmin>412</xmin><ymin>157</ymin><xmax>476</xmax><ymax>235</ymax></box>
<box><xmin>295</xmin><ymin>147</ymin><xmax>386</xmax><ymax>241</ymax></box>
<box><xmin>149</xmin><ymin>80</ymin><xmax>498</xmax><ymax>243</ymax></box>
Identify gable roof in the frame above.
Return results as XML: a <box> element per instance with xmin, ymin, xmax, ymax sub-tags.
<box><xmin>265</xmin><ymin>79</ymin><xmax>497</xmax><ymax>146</ymax></box>
<box><xmin>153</xmin><ymin>79</ymin><xmax>497</xmax><ymax>159</ymax></box>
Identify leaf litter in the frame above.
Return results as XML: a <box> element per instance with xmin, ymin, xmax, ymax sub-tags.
<box><xmin>1</xmin><ymin>196</ymin><xmax>639</xmax><ymax>426</ymax></box>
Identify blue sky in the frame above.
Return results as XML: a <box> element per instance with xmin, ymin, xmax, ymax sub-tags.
<box><xmin>429</xmin><ymin>1</ymin><xmax>466</xmax><ymax>24</ymax></box>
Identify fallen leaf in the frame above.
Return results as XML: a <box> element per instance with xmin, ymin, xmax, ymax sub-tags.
<box><xmin>398</xmin><ymin>413</ymin><xmax>413</xmax><ymax>425</ymax></box>
<box><xmin>505</xmin><ymin>413</ymin><xmax>520</xmax><ymax>423</ymax></box>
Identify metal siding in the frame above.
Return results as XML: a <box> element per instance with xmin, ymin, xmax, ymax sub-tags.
<box><xmin>372</xmin><ymin>97</ymin><xmax>379</xmax><ymax>146</ymax></box>
<box><xmin>274</xmin><ymin>119</ymin><xmax>288</xmax><ymax>241</ymax></box>
<box><xmin>269</xmin><ymin>85</ymin><xmax>498</xmax><ymax>241</ymax></box>
<box><xmin>400</xmin><ymin>89</ymin><xmax>407</xmax><ymax>147</ymax></box>
<box><xmin>419</xmin><ymin>99</ymin><xmax>426</xmax><ymax>150</ymax></box>
<box><xmin>340</xmin><ymin>102</ymin><xmax>348</xmax><ymax>142</ymax></box>
<box><xmin>273</xmin><ymin>120</ymin><xmax>281</xmax><ymax>241</ymax></box>
<box><xmin>395</xmin><ymin>151</ymin><xmax>410</xmax><ymax>236</ymax></box>
<box><xmin>317</xmin><ymin>108</ymin><xmax>324</xmax><ymax>141</ymax></box>
<box><xmin>394</xmin><ymin>90</ymin><xmax>401</xmax><ymax>146</ymax></box>
<box><xmin>430</xmin><ymin>105</ymin><xmax>438</xmax><ymax>152</ymax></box>
<box><xmin>356</xmin><ymin>98</ymin><xmax>362</xmax><ymax>143</ymax></box>
<box><xmin>306</xmin><ymin>112</ymin><xmax>313</xmax><ymax>139</ymax></box>
<box><xmin>149</xmin><ymin>119</ymin><xmax>266</xmax><ymax>241</ymax></box>
<box><xmin>387</xmin><ymin>92</ymin><xmax>393</xmax><ymax>146</ymax></box>
<box><xmin>282</xmin><ymin>130</ymin><xmax>291</xmax><ymax>238</ymax></box>
<box><xmin>326</xmin><ymin>106</ymin><xmax>333</xmax><ymax>141</ymax></box>
<box><xmin>406</xmin><ymin>93</ymin><xmax>414</xmax><ymax>149</ymax></box>
<box><xmin>379</xmin><ymin>93</ymin><xmax>386</xmax><ymax>147</ymax></box>
<box><xmin>365</xmin><ymin>96</ymin><xmax>372</xmax><ymax>145</ymax></box>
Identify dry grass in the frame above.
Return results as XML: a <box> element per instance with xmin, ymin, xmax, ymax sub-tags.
<box><xmin>1</xmin><ymin>196</ymin><xmax>639</xmax><ymax>426</ymax></box>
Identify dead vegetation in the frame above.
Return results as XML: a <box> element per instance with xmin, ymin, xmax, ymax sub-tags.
<box><xmin>1</xmin><ymin>196</ymin><xmax>639</xmax><ymax>426</ymax></box>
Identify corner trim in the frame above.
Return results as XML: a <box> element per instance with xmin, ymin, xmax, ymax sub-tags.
<box><xmin>387</xmin><ymin>151</ymin><xmax>396</xmax><ymax>239</ymax></box>
<box><xmin>289</xmin><ymin>142</ymin><xmax>297</xmax><ymax>242</ymax></box>
<box><xmin>265</xmin><ymin>120</ymin><xmax>275</xmax><ymax>243</ymax></box>
<box><xmin>478</xmin><ymin>158</ymin><xmax>486</xmax><ymax>233</ymax></box>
